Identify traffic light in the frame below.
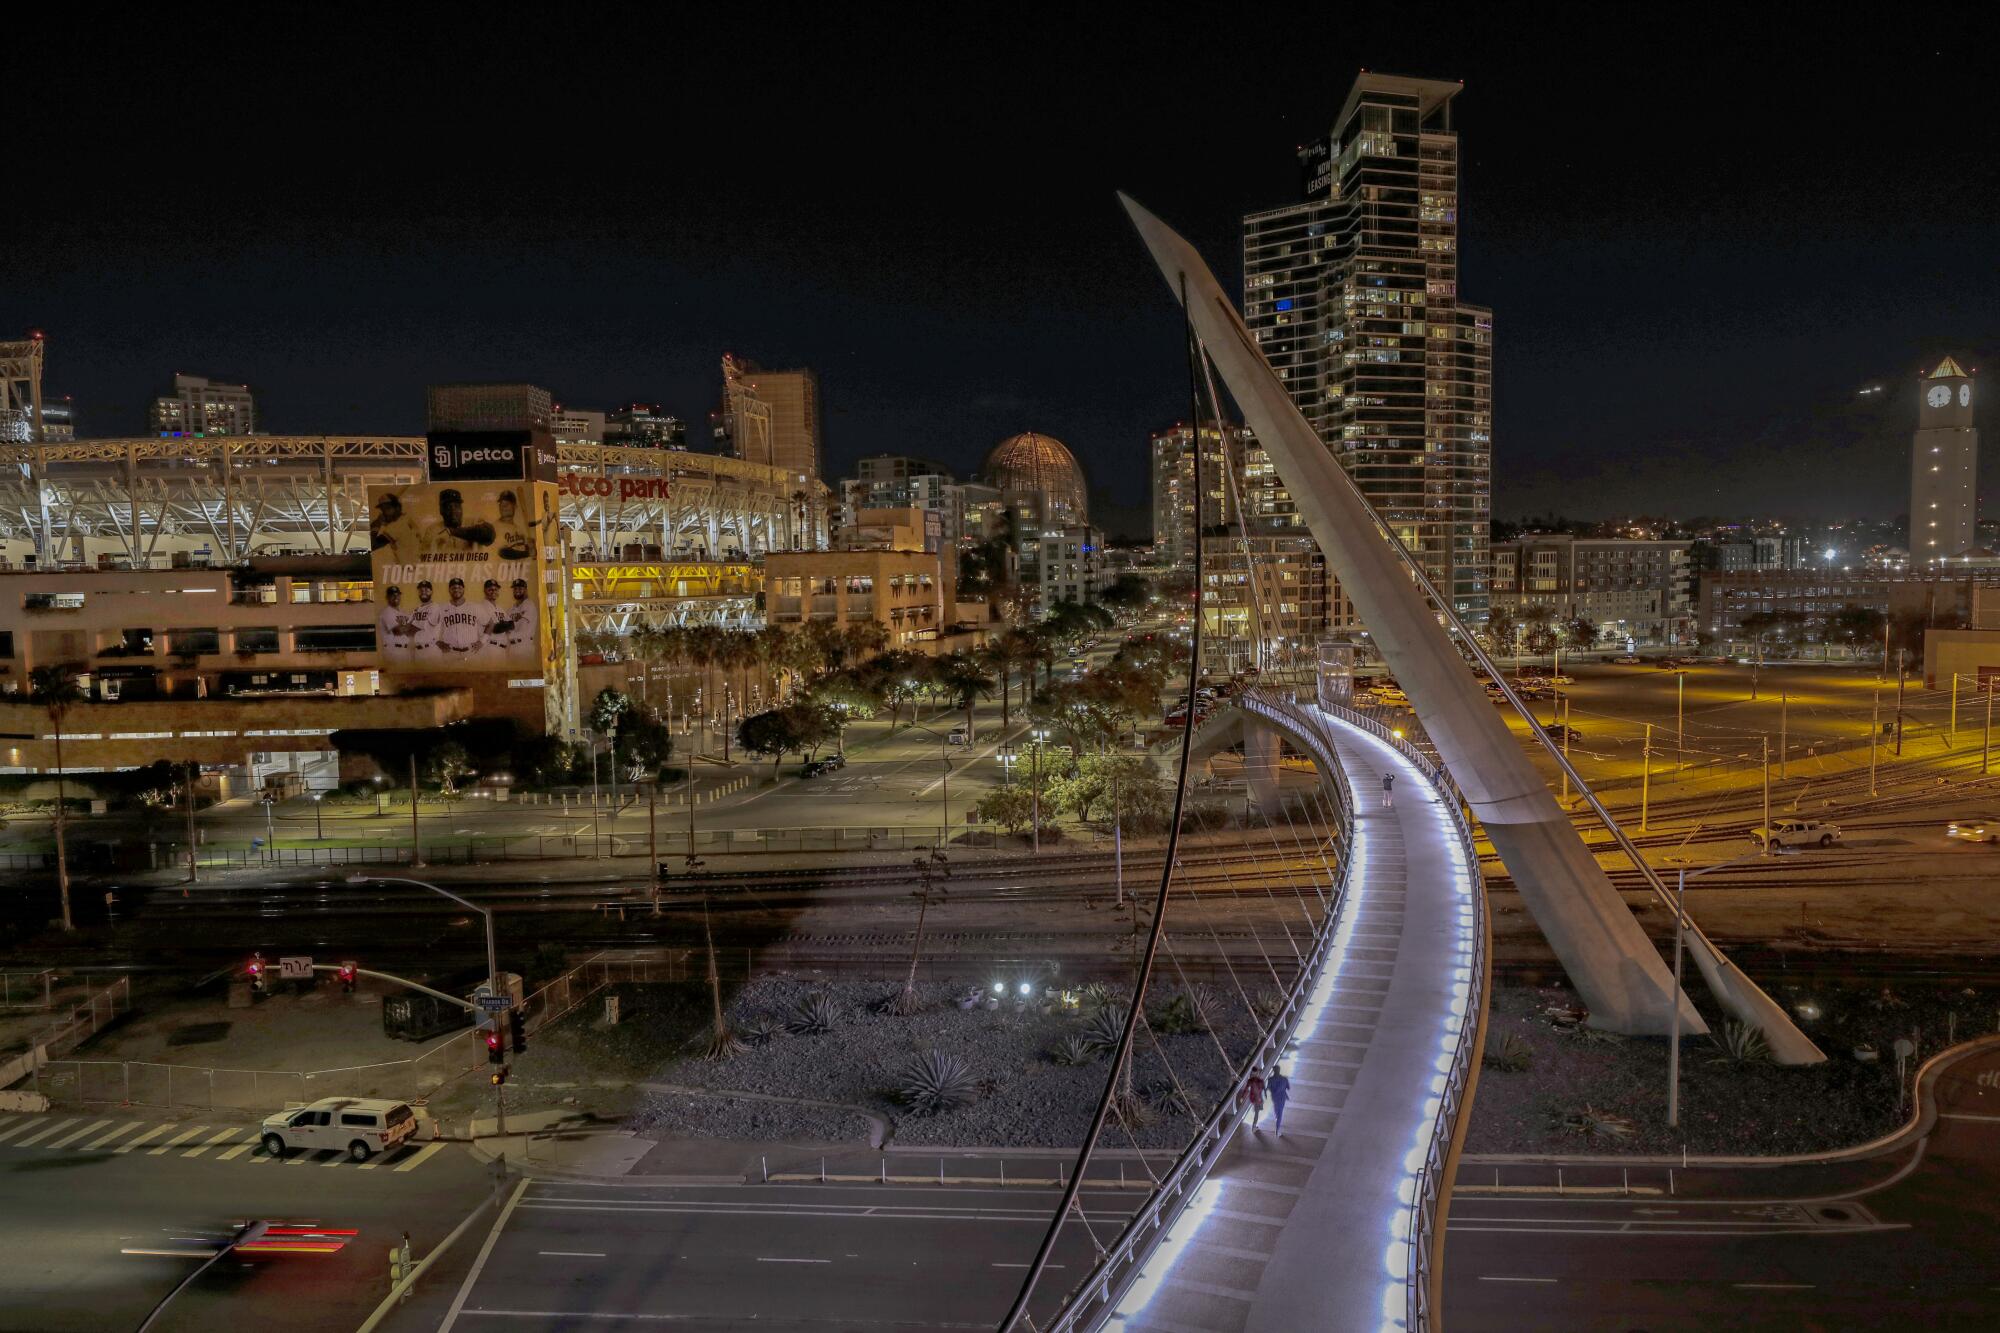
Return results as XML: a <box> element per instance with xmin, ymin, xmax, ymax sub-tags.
<box><xmin>508</xmin><ymin>1009</ymin><xmax>527</xmax><ymax>1054</ymax></box>
<box><xmin>246</xmin><ymin>954</ymin><xmax>265</xmax><ymax>994</ymax></box>
<box><xmin>337</xmin><ymin>963</ymin><xmax>357</xmax><ymax>993</ymax></box>
<box><xmin>490</xmin><ymin>1064</ymin><xmax>509</xmax><ymax>1086</ymax></box>
<box><xmin>485</xmin><ymin>1028</ymin><xmax>503</xmax><ymax>1064</ymax></box>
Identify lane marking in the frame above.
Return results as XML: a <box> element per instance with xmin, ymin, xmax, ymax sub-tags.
<box><xmin>152</xmin><ymin>1125</ymin><xmax>210</xmax><ymax>1155</ymax></box>
<box><xmin>116</xmin><ymin>1124</ymin><xmax>173</xmax><ymax>1153</ymax></box>
<box><xmin>1734</xmin><ymin>1282</ymin><xmax>1815</xmax><ymax>1290</ymax></box>
<box><xmin>13</xmin><ymin>1118</ymin><xmax>79</xmax><ymax>1148</ymax></box>
<box><xmin>80</xmin><ymin>1121</ymin><xmax>146</xmax><ymax>1150</ymax></box>
<box><xmin>517</xmin><ymin>1201</ymin><xmax>1137</xmax><ymax>1224</ymax></box>
<box><xmin>42</xmin><ymin>1119</ymin><xmax>112</xmax><ymax>1150</ymax></box>
<box><xmin>0</xmin><ymin>1119</ymin><xmax>44</xmax><ymax>1145</ymax></box>
<box><xmin>182</xmin><ymin>1127</ymin><xmax>243</xmax><ymax>1158</ymax></box>
<box><xmin>1941</xmin><ymin>1112</ymin><xmax>2000</xmax><ymax>1123</ymax></box>
<box><xmin>992</xmin><ymin>1262</ymin><xmax>1065</xmax><ymax>1269</ymax></box>
<box><xmin>756</xmin><ymin>1257</ymin><xmax>830</xmax><ymax>1264</ymax></box>
<box><xmin>1478</xmin><ymin>1276</ymin><xmax>1557</xmax><ymax>1283</ymax></box>
<box><xmin>438</xmin><ymin>1177</ymin><xmax>530</xmax><ymax>1333</ymax></box>
<box><xmin>215</xmin><ymin>1139</ymin><xmax>259</xmax><ymax>1162</ymax></box>
<box><xmin>395</xmin><ymin>1141</ymin><xmax>448</xmax><ymax>1173</ymax></box>
<box><xmin>539</xmin><ymin>1251</ymin><xmax>606</xmax><ymax>1258</ymax></box>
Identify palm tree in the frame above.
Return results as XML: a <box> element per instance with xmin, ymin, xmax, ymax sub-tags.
<box><xmin>29</xmin><ymin>665</ymin><xmax>82</xmax><ymax>932</ymax></box>
<box><xmin>934</xmin><ymin>652</ymin><xmax>995</xmax><ymax>742</ymax></box>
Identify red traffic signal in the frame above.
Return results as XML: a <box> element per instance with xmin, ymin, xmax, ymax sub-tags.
<box><xmin>485</xmin><ymin>1028</ymin><xmax>504</xmax><ymax>1063</ymax></box>
<box><xmin>337</xmin><ymin>963</ymin><xmax>357</xmax><ymax>992</ymax></box>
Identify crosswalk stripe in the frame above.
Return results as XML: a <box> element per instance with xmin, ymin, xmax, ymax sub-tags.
<box><xmin>233</xmin><ymin>1143</ymin><xmax>270</xmax><ymax>1163</ymax></box>
<box><xmin>0</xmin><ymin>1118</ymin><xmax>43</xmax><ymax>1145</ymax></box>
<box><xmin>283</xmin><ymin>1148</ymin><xmax>326</xmax><ymax>1166</ymax></box>
<box><xmin>81</xmin><ymin>1121</ymin><xmax>146</xmax><ymax>1150</ymax></box>
<box><xmin>13</xmin><ymin>1118</ymin><xmax>79</xmax><ymax>1148</ymax></box>
<box><xmin>393</xmin><ymin>1141</ymin><xmax>447</xmax><ymax>1173</ymax></box>
<box><xmin>151</xmin><ymin>1126</ymin><xmax>210</xmax><ymax>1155</ymax></box>
<box><xmin>116</xmin><ymin>1125</ymin><xmax>173</xmax><ymax>1154</ymax></box>
<box><xmin>181</xmin><ymin>1128</ymin><xmax>243</xmax><ymax>1158</ymax></box>
<box><xmin>44</xmin><ymin>1119</ymin><xmax>113</xmax><ymax>1150</ymax></box>
<box><xmin>323</xmin><ymin>1148</ymin><xmax>353</xmax><ymax>1167</ymax></box>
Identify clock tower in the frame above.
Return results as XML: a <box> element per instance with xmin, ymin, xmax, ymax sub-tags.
<box><xmin>1910</xmin><ymin>356</ymin><xmax>1978</xmax><ymax>564</ymax></box>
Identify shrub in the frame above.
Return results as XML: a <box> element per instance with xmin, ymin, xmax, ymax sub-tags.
<box><xmin>739</xmin><ymin>1016</ymin><xmax>783</xmax><ymax>1047</ymax></box>
<box><xmin>786</xmin><ymin>993</ymin><xmax>840</xmax><ymax>1035</ymax></box>
<box><xmin>1047</xmin><ymin>1034</ymin><xmax>1097</xmax><ymax>1067</ymax></box>
<box><xmin>898</xmin><ymin>1049</ymin><xmax>978</xmax><ymax>1114</ymax></box>
<box><xmin>1709</xmin><ymin>1020</ymin><xmax>1771</xmax><ymax>1065</ymax></box>
<box><xmin>1081</xmin><ymin>1005</ymin><xmax>1128</xmax><ymax>1056</ymax></box>
<box><xmin>1483</xmin><ymin>1031</ymin><xmax>1534</xmax><ymax>1073</ymax></box>
<box><xmin>1149</xmin><ymin>992</ymin><xmax>1208</xmax><ymax>1036</ymax></box>
<box><xmin>702</xmin><ymin>1024</ymin><xmax>746</xmax><ymax>1061</ymax></box>
<box><xmin>1077</xmin><ymin>982</ymin><xmax>1119</xmax><ymax>1013</ymax></box>
<box><xmin>1563</xmin><ymin>1022</ymin><xmax>1625</xmax><ymax>1046</ymax></box>
<box><xmin>1554</xmin><ymin>1104</ymin><xmax>1636</xmax><ymax>1141</ymax></box>
<box><xmin>1252</xmin><ymin>987</ymin><xmax>1285</xmax><ymax>1022</ymax></box>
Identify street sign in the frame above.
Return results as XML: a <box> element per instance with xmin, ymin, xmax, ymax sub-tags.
<box><xmin>279</xmin><ymin>956</ymin><xmax>313</xmax><ymax>980</ymax></box>
<box><xmin>477</xmin><ymin>993</ymin><xmax>514</xmax><ymax>1012</ymax></box>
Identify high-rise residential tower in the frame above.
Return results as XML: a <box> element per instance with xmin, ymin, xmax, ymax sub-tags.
<box><xmin>151</xmin><ymin>373</ymin><xmax>256</xmax><ymax>436</ymax></box>
<box><xmin>1150</xmin><ymin>423</ymin><xmax>1238</xmax><ymax>568</ymax></box>
<box><xmin>1243</xmin><ymin>72</ymin><xmax>1493</xmax><ymax>624</ymax></box>
<box><xmin>1910</xmin><ymin>356</ymin><xmax>1978</xmax><ymax>564</ymax></box>
<box><xmin>717</xmin><ymin>354</ymin><xmax>822</xmax><ymax>480</ymax></box>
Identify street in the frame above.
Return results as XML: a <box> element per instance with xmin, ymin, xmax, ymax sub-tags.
<box><xmin>0</xmin><ymin>1122</ymin><xmax>491</xmax><ymax>1332</ymax></box>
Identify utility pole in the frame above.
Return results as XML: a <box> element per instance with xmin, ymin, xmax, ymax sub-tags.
<box><xmin>1779</xmin><ymin>688</ymin><xmax>1788</xmax><ymax>780</ymax></box>
<box><xmin>1112</xmin><ymin>765</ymin><xmax>1124</xmax><ymax>909</ymax></box>
<box><xmin>1869</xmin><ymin>687</ymin><xmax>1880</xmax><ymax>796</ymax></box>
<box><xmin>1641</xmin><ymin>722</ymin><xmax>1652</xmax><ymax>832</ymax></box>
<box><xmin>1761</xmin><ymin>736</ymin><xmax>1771</xmax><ymax>857</ymax></box>
<box><xmin>408</xmin><ymin>753</ymin><xmax>424</xmax><ymax>868</ymax></box>
<box><xmin>1984</xmin><ymin>681</ymin><xmax>1994</xmax><ymax>776</ymax></box>
<box><xmin>1677</xmin><ymin>670</ymin><xmax>1685</xmax><ymax>746</ymax></box>
<box><xmin>1670</xmin><ymin>866</ymin><xmax>1687</xmax><ymax>1129</ymax></box>
<box><xmin>1950</xmin><ymin>672</ymin><xmax>1959</xmax><ymax>745</ymax></box>
<box><xmin>647</xmin><ymin>780</ymin><xmax>660</xmax><ymax>916</ymax></box>
<box><xmin>184</xmin><ymin>760</ymin><xmax>199</xmax><ymax>885</ymax></box>
<box><xmin>1558</xmin><ymin>696</ymin><xmax>1570</xmax><ymax>807</ymax></box>
<box><xmin>1030</xmin><ymin>738</ymin><xmax>1041</xmax><ymax>854</ymax></box>
<box><xmin>1895</xmin><ymin>658</ymin><xmax>1907</xmax><ymax>757</ymax></box>
<box><xmin>1881</xmin><ymin>617</ymin><xmax>1890</xmax><ymax>680</ymax></box>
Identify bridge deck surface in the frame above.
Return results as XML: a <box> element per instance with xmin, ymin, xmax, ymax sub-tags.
<box><xmin>1110</xmin><ymin>710</ymin><xmax>1475</xmax><ymax>1333</ymax></box>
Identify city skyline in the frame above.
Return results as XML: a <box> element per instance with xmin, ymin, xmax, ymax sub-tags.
<box><xmin>8</xmin><ymin>17</ymin><xmax>1996</xmax><ymax>530</ymax></box>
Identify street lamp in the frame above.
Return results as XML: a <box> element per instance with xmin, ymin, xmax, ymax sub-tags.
<box><xmin>260</xmin><ymin>796</ymin><xmax>276</xmax><ymax>860</ymax></box>
<box><xmin>348</xmin><ymin>873</ymin><xmax>505</xmax><ymax>1135</ymax></box>
<box><xmin>1667</xmin><ymin>850</ymin><xmax>1764</xmax><ymax>1129</ymax></box>
<box><xmin>312</xmin><ymin>790</ymin><xmax>324</xmax><ymax>842</ymax></box>
<box><xmin>373</xmin><ymin>774</ymin><xmax>386</xmax><ymax>817</ymax></box>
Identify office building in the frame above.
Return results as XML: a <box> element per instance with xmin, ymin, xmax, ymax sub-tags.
<box><xmin>1243</xmin><ymin>72</ymin><xmax>1493</xmax><ymax>627</ymax></box>
<box><xmin>551</xmin><ymin>407</ymin><xmax>606</xmax><ymax>445</ymax></box>
<box><xmin>605</xmin><ymin>403</ymin><xmax>686</xmax><ymax>448</ymax></box>
<box><xmin>1911</xmin><ymin>356</ymin><xmax>1979</xmax><ymax>564</ymax></box>
<box><xmin>763</xmin><ymin>547</ymin><xmax>951</xmax><ymax>651</ymax></box>
<box><xmin>1698</xmin><ymin>569</ymin><xmax>2000</xmax><ymax>648</ymax></box>
<box><xmin>718</xmin><ymin>354</ymin><xmax>822</xmax><ymax>480</ymax></box>
<box><xmin>1200</xmin><ymin>533</ymin><xmax>1336</xmax><ymax>672</ymax></box>
<box><xmin>1491</xmin><ymin>535</ymin><xmax>1692</xmax><ymax>646</ymax></box>
<box><xmin>1038</xmin><ymin>524</ymin><xmax>1106</xmax><ymax>607</ymax></box>
<box><xmin>151</xmin><ymin>373</ymin><xmax>256</xmax><ymax>436</ymax></box>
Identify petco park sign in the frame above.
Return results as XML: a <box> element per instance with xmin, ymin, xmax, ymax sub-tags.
<box><xmin>559</xmin><ymin>474</ymin><xmax>673</xmax><ymax>502</ymax></box>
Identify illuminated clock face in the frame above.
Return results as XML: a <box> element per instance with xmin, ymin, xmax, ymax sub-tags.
<box><xmin>1928</xmin><ymin>384</ymin><xmax>1952</xmax><ymax>408</ymax></box>
<box><xmin>1962</xmin><ymin>384</ymin><xmax>1974</xmax><ymax>407</ymax></box>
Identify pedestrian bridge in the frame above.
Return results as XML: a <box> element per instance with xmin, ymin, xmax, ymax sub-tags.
<box><xmin>1036</xmin><ymin>690</ymin><xmax>1486</xmax><ymax>1332</ymax></box>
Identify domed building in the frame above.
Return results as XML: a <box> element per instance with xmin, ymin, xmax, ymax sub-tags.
<box><xmin>982</xmin><ymin>431</ymin><xmax>1088</xmax><ymax>525</ymax></box>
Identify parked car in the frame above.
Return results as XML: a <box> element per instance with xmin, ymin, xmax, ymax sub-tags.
<box><xmin>1654</xmin><ymin>657</ymin><xmax>1686</xmax><ymax>669</ymax></box>
<box><xmin>1516</xmin><ymin>683</ymin><xmax>1555</xmax><ymax>701</ymax></box>
<box><xmin>799</xmin><ymin>760</ymin><xmax>827</xmax><ymax>779</ymax></box>
<box><xmin>1946</xmin><ymin>815</ymin><xmax>2000</xmax><ymax>844</ymax></box>
<box><xmin>1549</xmin><ymin>674</ymin><xmax>1575</xmax><ymax>685</ymax></box>
<box><xmin>946</xmin><ymin>725</ymin><xmax>972</xmax><ymax>745</ymax></box>
<box><xmin>1753</xmin><ymin>819</ymin><xmax>1843</xmax><ymax>849</ymax></box>
<box><xmin>1544</xmin><ymin>723</ymin><xmax>1585</xmax><ymax>743</ymax></box>
<box><xmin>820</xmin><ymin>752</ymin><xmax>846</xmax><ymax>771</ymax></box>
<box><xmin>261</xmin><ymin>1097</ymin><xmax>417</xmax><ymax>1163</ymax></box>
<box><xmin>1612</xmin><ymin>654</ymin><xmax>1642</xmax><ymax>665</ymax></box>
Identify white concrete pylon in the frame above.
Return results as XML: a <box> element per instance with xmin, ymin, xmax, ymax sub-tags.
<box><xmin>1120</xmin><ymin>192</ymin><xmax>1762</xmax><ymax>1045</ymax></box>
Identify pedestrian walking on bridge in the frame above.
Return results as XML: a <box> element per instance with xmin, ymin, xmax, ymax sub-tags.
<box><xmin>1240</xmin><ymin>1071</ymin><xmax>1267</xmax><ymax>1129</ymax></box>
<box><xmin>1381</xmin><ymin>772</ymin><xmax>1396</xmax><ymax>808</ymax></box>
<box><xmin>1268</xmin><ymin>1066</ymin><xmax>1291</xmax><ymax>1137</ymax></box>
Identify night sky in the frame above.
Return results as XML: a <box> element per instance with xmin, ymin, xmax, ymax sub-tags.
<box><xmin>10</xmin><ymin>15</ymin><xmax>1997</xmax><ymax>536</ymax></box>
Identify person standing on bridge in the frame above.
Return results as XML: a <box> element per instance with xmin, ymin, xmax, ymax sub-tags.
<box><xmin>1381</xmin><ymin>772</ymin><xmax>1396</xmax><ymax>808</ymax></box>
<box><xmin>1240</xmin><ymin>1071</ymin><xmax>1267</xmax><ymax>1129</ymax></box>
<box><xmin>1268</xmin><ymin>1066</ymin><xmax>1291</xmax><ymax>1137</ymax></box>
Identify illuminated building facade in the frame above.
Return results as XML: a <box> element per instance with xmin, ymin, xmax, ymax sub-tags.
<box><xmin>1911</xmin><ymin>356</ymin><xmax>1978</xmax><ymax>564</ymax></box>
<box><xmin>150</xmin><ymin>373</ymin><xmax>256</xmax><ymax>436</ymax></box>
<box><xmin>1243</xmin><ymin>72</ymin><xmax>1493</xmax><ymax>626</ymax></box>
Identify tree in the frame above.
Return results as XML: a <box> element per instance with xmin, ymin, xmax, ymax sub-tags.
<box><xmin>29</xmin><ymin>664</ymin><xmax>83</xmax><ymax>932</ymax></box>
<box><xmin>737</xmin><ymin>703</ymin><xmax>837</xmax><ymax>778</ymax></box>
<box><xmin>616</xmin><ymin>705</ymin><xmax>676</xmax><ymax>780</ymax></box>
<box><xmin>863</xmin><ymin>651</ymin><xmax>927</xmax><ymax>729</ymax></box>
<box><xmin>929</xmin><ymin>652</ymin><xmax>994</xmax><ymax>742</ymax></box>
<box><xmin>1518</xmin><ymin>604</ymin><xmax>1557</xmax><ymax>660</ymax></box>
<box><xmin>1564</xmin><ymin>615</ymin><xmax>1599</xmax><ymax>651</ymax></box>
<box><xmin>1050</xmin><ymin>752</ymin><xmax>1170</xmax><ymax>830</ymax></box>
<box><xmin>890</xmin><ymin>850</ymin><xmax>950</xmax><ymax>1015</ymax></box>
<box><xmin>424</xmin><ymin>740</ymin><xmax>474</xmax><ymax>796</ymax></box>
<box><xmin>1095</xmin><ymin>573</ymin><xmax>1152</xmax><ymax>617</ymax></box>
<box><xmin>974</xmin><ymin>783</ymin><xmax>1040</xmax><ymax>834</ymax></box>
<box><xmin>590</xmin><ymin>687</ymin><xmax>633</xmax><ymax>735</ymax></box>
<box><xmin>516</xmin><ymin>733</ymin><xmax>581</xmax><ymax>788</ymax></box>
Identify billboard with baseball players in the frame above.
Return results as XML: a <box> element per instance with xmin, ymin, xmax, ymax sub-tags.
<box><xmin>368</xmin><ymin>480</ymin><xmax>562</xmax><ymax>674</ymax></box>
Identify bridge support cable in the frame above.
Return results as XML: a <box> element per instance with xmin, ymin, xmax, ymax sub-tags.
<box><xmin>994</xmin><ymin>281</ymin><xmax>1226</xmax><ymax>1333</ymax></box>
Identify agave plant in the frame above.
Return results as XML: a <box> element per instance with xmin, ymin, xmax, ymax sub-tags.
<box><xmin>1047</xmin><ymin>1033</ymin><xmax>1097</xmax><ymax>1067</ymax></box>
<box><xmin>738</xmin><ymin>1016</ymin><xmax>783</xmax><ymax>1047</ymax></box>
<box><xmin>1251</xmin><ymin>987</ymin><xmax>1285</xmax><ymax>1022</ymax></box>
<box><xmin>786</xmin><ymin>993</ymin><xmax>840</xmax><ymax>1036</ymax></box>
<box><xmin>1709</xmin><ymin>1019</ymin><xmax>1771</xmax><ymax>1065</ymax></box>
<box><xmin>1138</xmin><ymin>1078</ymin><xmax>1188</xmax><ymax>1115</ymax></box>
<box><xmin>1555</xmin><ymin>1104</ymin><xmax>1637</xmax><ymax>1141</ymax></box>
<box><xmin>897</xmin><ymin>1048</ymin><xmax>978</xmax><ymax>1114</ymax></box>
<box><xmin>875</xmin><ymin>988</ymin><xmax>925</xmax><ymax>1017</ymax></box>
<box><xmin>1077</xmin><ymin>982</ymin><xmax>1119</xmax><ymax>1013</ymax></box>
<box><xmin>1149</xmin><ymin>992</ymin><xmax>1208</xmax><ymax>1036</ymax></box>
<box><xmin>703</xmin><ymin>1023</ymin><xmax>747</xmax><ymax>1061</ymax></box>
<box><xmin>1081</xmin><ymin>1004</ymin><xmax>1129</xmax><ymax>1056</ymax></box>
<box><xmin>1107</xmin><ymin>1086</ymin><xmax>1157</xmax><ymax>1130</ymax></box>
<box><xmin>1563</xmin><ymin>1022</ymin><xmax>1625</xmax><ymax>1046</ymax></box>
<box><xmin>1483</xmin><ymin>1031</ymin><xmax>1533</xmax><ymax>1073</ymax></box>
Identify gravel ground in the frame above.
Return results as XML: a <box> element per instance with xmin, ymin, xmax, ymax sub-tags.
<box><xmin>629</xmin><ymin>975</ymin><xmax>1271</xmax><ymax>1149</ymax></box>
<box><xmin>627</xmin><ymin>1089</ymin><xmax>874</xmax><ymax>1144</ymax></box>
<box><xmin>1468</xmin><ymin>978</ymin><xmax>2000</xmax><ymax>1156</ymax></box>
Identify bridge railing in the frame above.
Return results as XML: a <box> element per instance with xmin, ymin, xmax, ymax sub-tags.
<box><xmin>1035</xmin><ymin>689</ymin><xmax>1354</xmax><ymax>1332</ymax></box>
<box><xmin>1315</xmin><ymin>700</ymin><xmax>1488</xmax><ymax>1332</ymax></box>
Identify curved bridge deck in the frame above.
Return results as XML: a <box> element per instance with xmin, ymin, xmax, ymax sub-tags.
<box><xmin>1109</xmin><ymin>706</ymin><xmax>1480</xmax><ymax>1333</ymax></box>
